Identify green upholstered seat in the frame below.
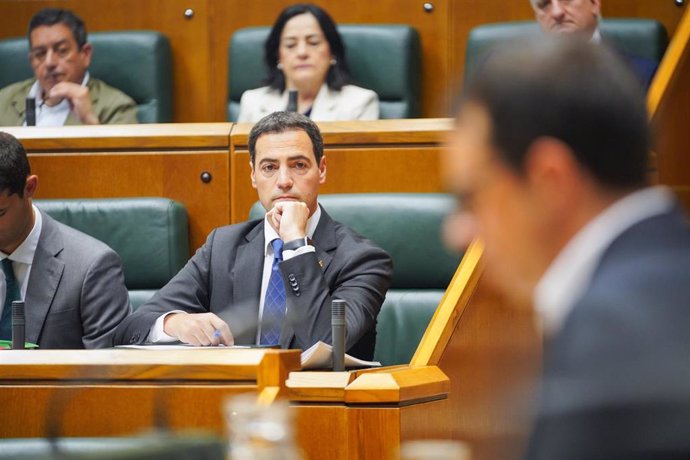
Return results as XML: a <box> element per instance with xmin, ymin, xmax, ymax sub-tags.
<box><xmin>34</xmin><ymin>198</ymin><xmax>189</xmax><ymax>309</ymax></box>
<box><xmin>0</xmin><ymin>435</ymin><xmax>224</xmax><ymax>460</ymax></box>
<box><xmin>464</xmin><ymin>19</ymin><xmax>668</xmax><ymax>83</ymax></box>
<box><xmin>0</xmin><ymin>31</ymin><xmax>173</xmax><ymax>123</ymax></box>
<box><xmin>249</xmin><ymin>193</ymin><xmax>461</xmax><ymax>366</ymax></box>
<box><xmin>227</xmin><ymin>25</ymin><xmax>421</xmax><ymax>120</ymax></box>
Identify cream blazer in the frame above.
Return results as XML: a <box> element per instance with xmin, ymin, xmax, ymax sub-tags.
<box><xmin>237</xmin><ymin>83</ymin><xmax>379</xmax><ymax>122</ymax></box>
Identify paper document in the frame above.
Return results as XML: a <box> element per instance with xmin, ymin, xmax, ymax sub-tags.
<box><xmin>301</xmin><ymin>341</ymin><xmax>381</xmax><ymax>370</ymax></box>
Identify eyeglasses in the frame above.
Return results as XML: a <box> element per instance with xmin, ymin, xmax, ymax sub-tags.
<box><xmin>29</xmin><ymin>43</ymin><xmax>76</xmax><ymax>63</ymax></box>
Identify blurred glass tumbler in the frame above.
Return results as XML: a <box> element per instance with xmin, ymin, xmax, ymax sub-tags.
<box><xmin>224</xmin><ymin>393</ymin><xmax>301</xmax><ymax>460</ymax></box>
<box><xmin>400</xmin><ymin>439</ymin><xmax>472</xmax><ymax>460</ymax></box>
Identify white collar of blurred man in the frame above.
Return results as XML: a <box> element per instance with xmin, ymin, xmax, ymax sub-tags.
<box><xmin>531</xmin><ymin>0</ymin><xmax>602</xmax><ymax>40</ymax></box>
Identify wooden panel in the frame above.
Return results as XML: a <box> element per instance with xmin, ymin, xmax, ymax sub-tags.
<box><xmin>0</xmin><ymin>0</ymin><xmax>214</xmax><ymax>123</ymax></box>
<box><xmin>648</xmin><ymin>5</ymin><xmax>690</xmax><ymax>209</ymax></box>
<box><xmin>209</xmin><ymin>0</ymin><xmax>451</xmax><ymax>119</ymax></box>
<box><xmin>5</xmin><ymin>124</ymin><xmax>233</xmax><ymax>252</ymax></box>
<box><xmin>229</xmin><ymin>119</ymin><xmax>452</xmax><ymax>222</ymax></box>
<box><xmin>0</xmin><ymin>348</ymin><xmax>302</xmax><ymax>438</ymax></box>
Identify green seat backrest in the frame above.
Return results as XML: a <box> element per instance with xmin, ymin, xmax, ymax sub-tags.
<box><xmin>0</xmin><ymin>435</ymin><xmax>224</xmax><ymax>460</ymax></box>
<box><xmin>0</xmin><ymin>31</ymin><xmax>173</xmax><ymax>123</ymax></box>
<box><xmin>34</xmin><ymin>198</ymin><xmax>189</xmax><ymax>309</ymax></box>
<box><xmin>249</xmin><ymin>193</ymin><xmax>462</xmax><ymax>365</ymax></box>
<box><xmin>228</xmin><ymin>25</ymin><xmax>421</xmax><ymax>120</ymax></box>
<box><xmin>465</xmin><ymin>19</ymin><xmax>668</xmax><ymax>83</ymax></box>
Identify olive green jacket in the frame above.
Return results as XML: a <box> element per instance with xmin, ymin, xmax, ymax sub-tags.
<box><xmin>0</xmin><ymin>77</ymin><xmax>138</xmax><ymax>126</ymax></box>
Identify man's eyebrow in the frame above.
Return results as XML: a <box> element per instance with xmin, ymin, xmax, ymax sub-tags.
<box><xmin>31</xmin><ymin>38</ymin><xmax>69</xmax><ymax>51</ymax></box>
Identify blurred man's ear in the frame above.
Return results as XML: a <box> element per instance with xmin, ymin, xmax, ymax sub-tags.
<box><xmin>25</xmin><ymin>175</ymin><xmax>39</xmax><ymax>198</ymax></box>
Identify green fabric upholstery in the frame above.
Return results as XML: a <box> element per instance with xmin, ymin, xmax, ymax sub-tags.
<box><xmin>227</xmin><ymin>25</ymin><xmax>421</xmax><ymax>120</ymax></box>
<box><xmin>0</xmin><ymin>31</ymin><xmax>173</xmax><ymax>123</ymax></box>
<box><xmin>0</xmin><ymin>435</ymin><xmax>224</xmax><ymax>460</ymax></box>
<box><xmin>249</xmin><ymin>193</ymin><xmax>462</xmax><ymax>366</ymax></box>
<box><xmin>465</xmin><ymin>19</ymin><xmax>668</xmax><ymax>83</ymax></box>
<box><xmin>34</xmin><ymin>198</ymin><xmax>189</xmax><ymax>309</ymax></box>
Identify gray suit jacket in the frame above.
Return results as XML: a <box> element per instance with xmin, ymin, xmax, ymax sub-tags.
<box><xmin>26</xmin><ymin>211</ymin><xmax>131</xmax><ymax>349</ymax></box>
<box><xmin>113</xmin><ymin>208</ymin><xmax>392</xmax><ymax>360</ymax></box>
<box><xmin>526</xmin><ymin>205</ymin><xmax>690</xmax><ymax>459</ymax></box>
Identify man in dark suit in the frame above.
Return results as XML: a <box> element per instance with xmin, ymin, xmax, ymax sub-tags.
<box><xmin>114</xmin><ymin>112</ymin><xmax>392</xmax><ymax>359</ymax></box>
<box><xmin>530</xmin><ymin>0</ymin><xmax>658</xmax><ymax>88</ymax></box>
<box><xmin>444</xmin><ymin>38</ymin><xmax>690</xmax><ymax>458</ymax></box>
<box><xmin>0</xmin><ymin>132</ymin><xmax>130</xmax><ymax>348</ymax></box>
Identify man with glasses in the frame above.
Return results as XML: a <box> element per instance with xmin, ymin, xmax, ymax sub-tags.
<box><xmin>530</xmin><ymin>0</ymin><xmax>658</xmax><ymax>89</ymax></box>
<box><xmin>0</xmin><ymin>8</ymin><xmax>137</xmax><ymax>126</ymax></box>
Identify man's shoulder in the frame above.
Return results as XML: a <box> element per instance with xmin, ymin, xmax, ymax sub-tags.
<box><xmin>207</xmin><ymin>219</ymin><xmax>264</xmax><ymax>244</ymax></box>
<box><xmin>0</xmin><ymin>78</ymin><xmax>34</xmax><ymax>97</ymax></box>
<box><xmin>40</xmin><ymin>212</ymin><xmax>118</xmax><ymax>259</ymax></box>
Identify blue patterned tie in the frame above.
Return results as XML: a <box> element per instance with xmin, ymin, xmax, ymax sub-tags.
<box><xmin>260</xmin><ymin>239</ymin><xmax>286</xmax><ymax>345</ymax></box>
<box><xmin>0</xmin><ymin>258</ymin><xmax>20</xmax><ymax>340</ymax></box>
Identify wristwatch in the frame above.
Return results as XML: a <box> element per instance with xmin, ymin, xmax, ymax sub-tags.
<box><xmin>283</xmin><ymin>237</ymin><xmax>309</xmax><ymax>251</ymax></box>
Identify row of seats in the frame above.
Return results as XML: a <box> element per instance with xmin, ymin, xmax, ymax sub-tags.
<box><xmin>35</xmin><ymin>194</ymin><xmax>460</xmax><ymax>366</ymax></box>
<box><xmin>0</xmin><ymin>19</ymin><xmax>668</xmax><ymax>123</ymax></box>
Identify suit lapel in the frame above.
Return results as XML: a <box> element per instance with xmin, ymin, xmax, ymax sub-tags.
<box><xmin>231</xmin><ymin>221</ymin><xmax>265</xmax><ymax>343</ymax></box>
<box><xmin>309</xmin><ymin>84</ymin><xmax>336</xmax><ymax>121</ymax></box>
<box><xmin>24</xmin><ymin>213</ymin><xmax>65</xmax><ymax>344</ymax></box>
<box><xmin>311</xmin><ymin>206</ymin><xmax>337</xmax><ymax>272</ymax></box>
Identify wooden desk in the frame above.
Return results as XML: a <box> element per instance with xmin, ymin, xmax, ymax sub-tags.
<box><xmin>4</xmin><ymin>123</ymin><xmax>233</xmax><ymax>251</ymax></box>
<box><xmin>0</xmin><ymin>348</ymin><xmax>300</xmax><ymax>438</ymax></box>
<box><xmin>230</xmin><ymin>118</ymin><xmax>453</xmax><ymax>223</ymax></box>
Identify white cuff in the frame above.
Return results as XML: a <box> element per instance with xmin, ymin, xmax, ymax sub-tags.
<box><xmin>148</xmin><ymin>310</ymin><xmax>186</xmax><ymax>343</ymax></box>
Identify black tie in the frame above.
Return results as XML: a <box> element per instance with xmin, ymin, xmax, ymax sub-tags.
<box><xmin>0</xmin><ymin>258</ymin><xmax>20</xmax><ymax>340</ymax></box>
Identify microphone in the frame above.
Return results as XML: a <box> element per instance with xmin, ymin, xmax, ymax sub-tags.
<box><xmin>287</xmin><ymin>90</ymin><xmax>298</xmax><ymax>112</ymax></box>
<box><xmin>25</xmin><ymin>98</ymin><xmax>36</xmax><ymax>126</ymax></box>
<box><xmin>11</xmin><ymin>300</ymin><xmax>25</xmax><ymax>349</ymax></box>
<box><xmin>331</xmin><ymin>299</ymin><xmax>346</xmax><ymax>371</ymax></box>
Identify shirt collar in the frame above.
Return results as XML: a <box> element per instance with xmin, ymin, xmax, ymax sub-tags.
<box><xmin>0</xmin><ymin>204</ymin><xmax>43</xmax><ymax>264</ymax></box>
<box><xmin>591</xmin><ymin>28</ymin><xmax>602</xmax><ymax>43</ymax></box>
<box><xmin>263</xmin><ymin>204</ymin><xmax>322</xmax><ymax>256</ymax></box>
<box><xmin>534</xmin><ymin>186</ymin><xmax>675</xmax><ymax>336</ymax></box>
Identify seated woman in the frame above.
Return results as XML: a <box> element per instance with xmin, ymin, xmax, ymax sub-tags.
<box><xmin>238</xmin><ymin>3</ymin><xmax>379</xmax><ymax>122</ymax></box>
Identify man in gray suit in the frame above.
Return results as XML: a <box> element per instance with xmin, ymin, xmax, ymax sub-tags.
<box><xmin>444</xmin><ymin>39</ymin><xmax>690</xmax><ymax>458</ymax></box>
<box><xmin>114</xmin><ymin>112</ymin><xmax>392</xmax><ymax>360</ymax></box>
<box><xmin>0</xmin><ymin>132</ymin><xmax>130</xmax><ymax>348</ymax></box>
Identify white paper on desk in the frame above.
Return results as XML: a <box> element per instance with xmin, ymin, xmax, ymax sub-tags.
<box><xmin>300</xmin><ymin>341</ymin><xmax>381</xmax><ymax>370</ymax></box>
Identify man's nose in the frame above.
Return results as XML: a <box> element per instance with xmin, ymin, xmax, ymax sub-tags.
<box><xmin>276</xmin><ymin>167</ymin><xmax>294</xmax><ymax>188</ymax></box>
<box><xmin>44</xmin><ymin>49</ymin><xmax>57</xmax><ymax>67</ymax></box>
<box><xmin>442</xmin><ymin>211</ymin><xmax>478</xmax><ymax>253</ymax></box>
<box><xmin>551</xmin><ymin>0</ymin><xmax>566</xmax><ymax>17</ymax></box>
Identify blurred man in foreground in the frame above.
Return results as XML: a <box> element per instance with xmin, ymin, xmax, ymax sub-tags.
<box><xmin>445</xmin><ymin>38</ymin><xmax>690</xmax><ymax>459</ymax></box>
<box><xmin>0</xmin><ymin>8</ymin><xmax>137</xmax><ymax>126</ymax></box>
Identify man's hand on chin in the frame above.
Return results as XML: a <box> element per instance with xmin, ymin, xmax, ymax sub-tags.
<box><xmin>47</xmin><ymin>81</ymin><xmax>99</xmax><ymax>125</ymax></box>
<box><xmin>267</xmin><ymin>201</ymin><xmax>309</xmax><ymax>241</ymax></box>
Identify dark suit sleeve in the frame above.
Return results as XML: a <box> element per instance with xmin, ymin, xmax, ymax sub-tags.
<box><xmin>112</xmin><ymin>229</ymin><xmax>217</xmax><ymax>345</ymax></box>
<box><xmin>278</xmin><ymin>233</ymin><xmax>392</xmax><ymax>356</ymax></box>
<box><xmin>79</xmin><ymin>249</ymin><xmax>131</xmax><ymax>348</ymax></box>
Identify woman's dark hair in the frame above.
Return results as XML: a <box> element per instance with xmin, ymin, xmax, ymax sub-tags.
<box><xmin>264</xmin><ymin>3</ymin><xmax>352</xmax><ymax>91</ymax></box>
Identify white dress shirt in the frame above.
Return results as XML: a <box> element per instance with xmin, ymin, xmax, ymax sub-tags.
<box><xmin>25</xmin><ymin>72</ymin><xmax>90</xmax><ymax>127</ymax></box>
<box><xmin>149</xmin><ymin>205</ymin><xmax>322</xmax><ymax>344</ymax></box>
<box><xmin>0</xmin><ymin>205</ymin><xmax>42</xmax><ymax>318</ymax></box>
<box><xmin>534</xmin><ymin>187</ymin><xmax>675</xmax><ymax>336</ymax></box>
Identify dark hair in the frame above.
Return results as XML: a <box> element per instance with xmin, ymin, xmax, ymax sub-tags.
<box><xmin>463</xmin><ymin>38</ymin><xmax>649</xmax><ymax>190</ymax></box>
<box><xmin>0</xmin><ymin>133</ymin><xmax>31</xmax><ymax>197</ymax></box>
<box><xmin>248</xmin><ymin>111</ymin><xmax>324</xmax><ymax>165</ymax></box>
<box><xmin>264</xmin><ymin>3</ymin><xmax>352</xmax><ymax>91</ymax></box>
<box><xmin>28</xmin><ymin>8</ymin><xmax>87</xmax><ymax>50</ymax></box>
